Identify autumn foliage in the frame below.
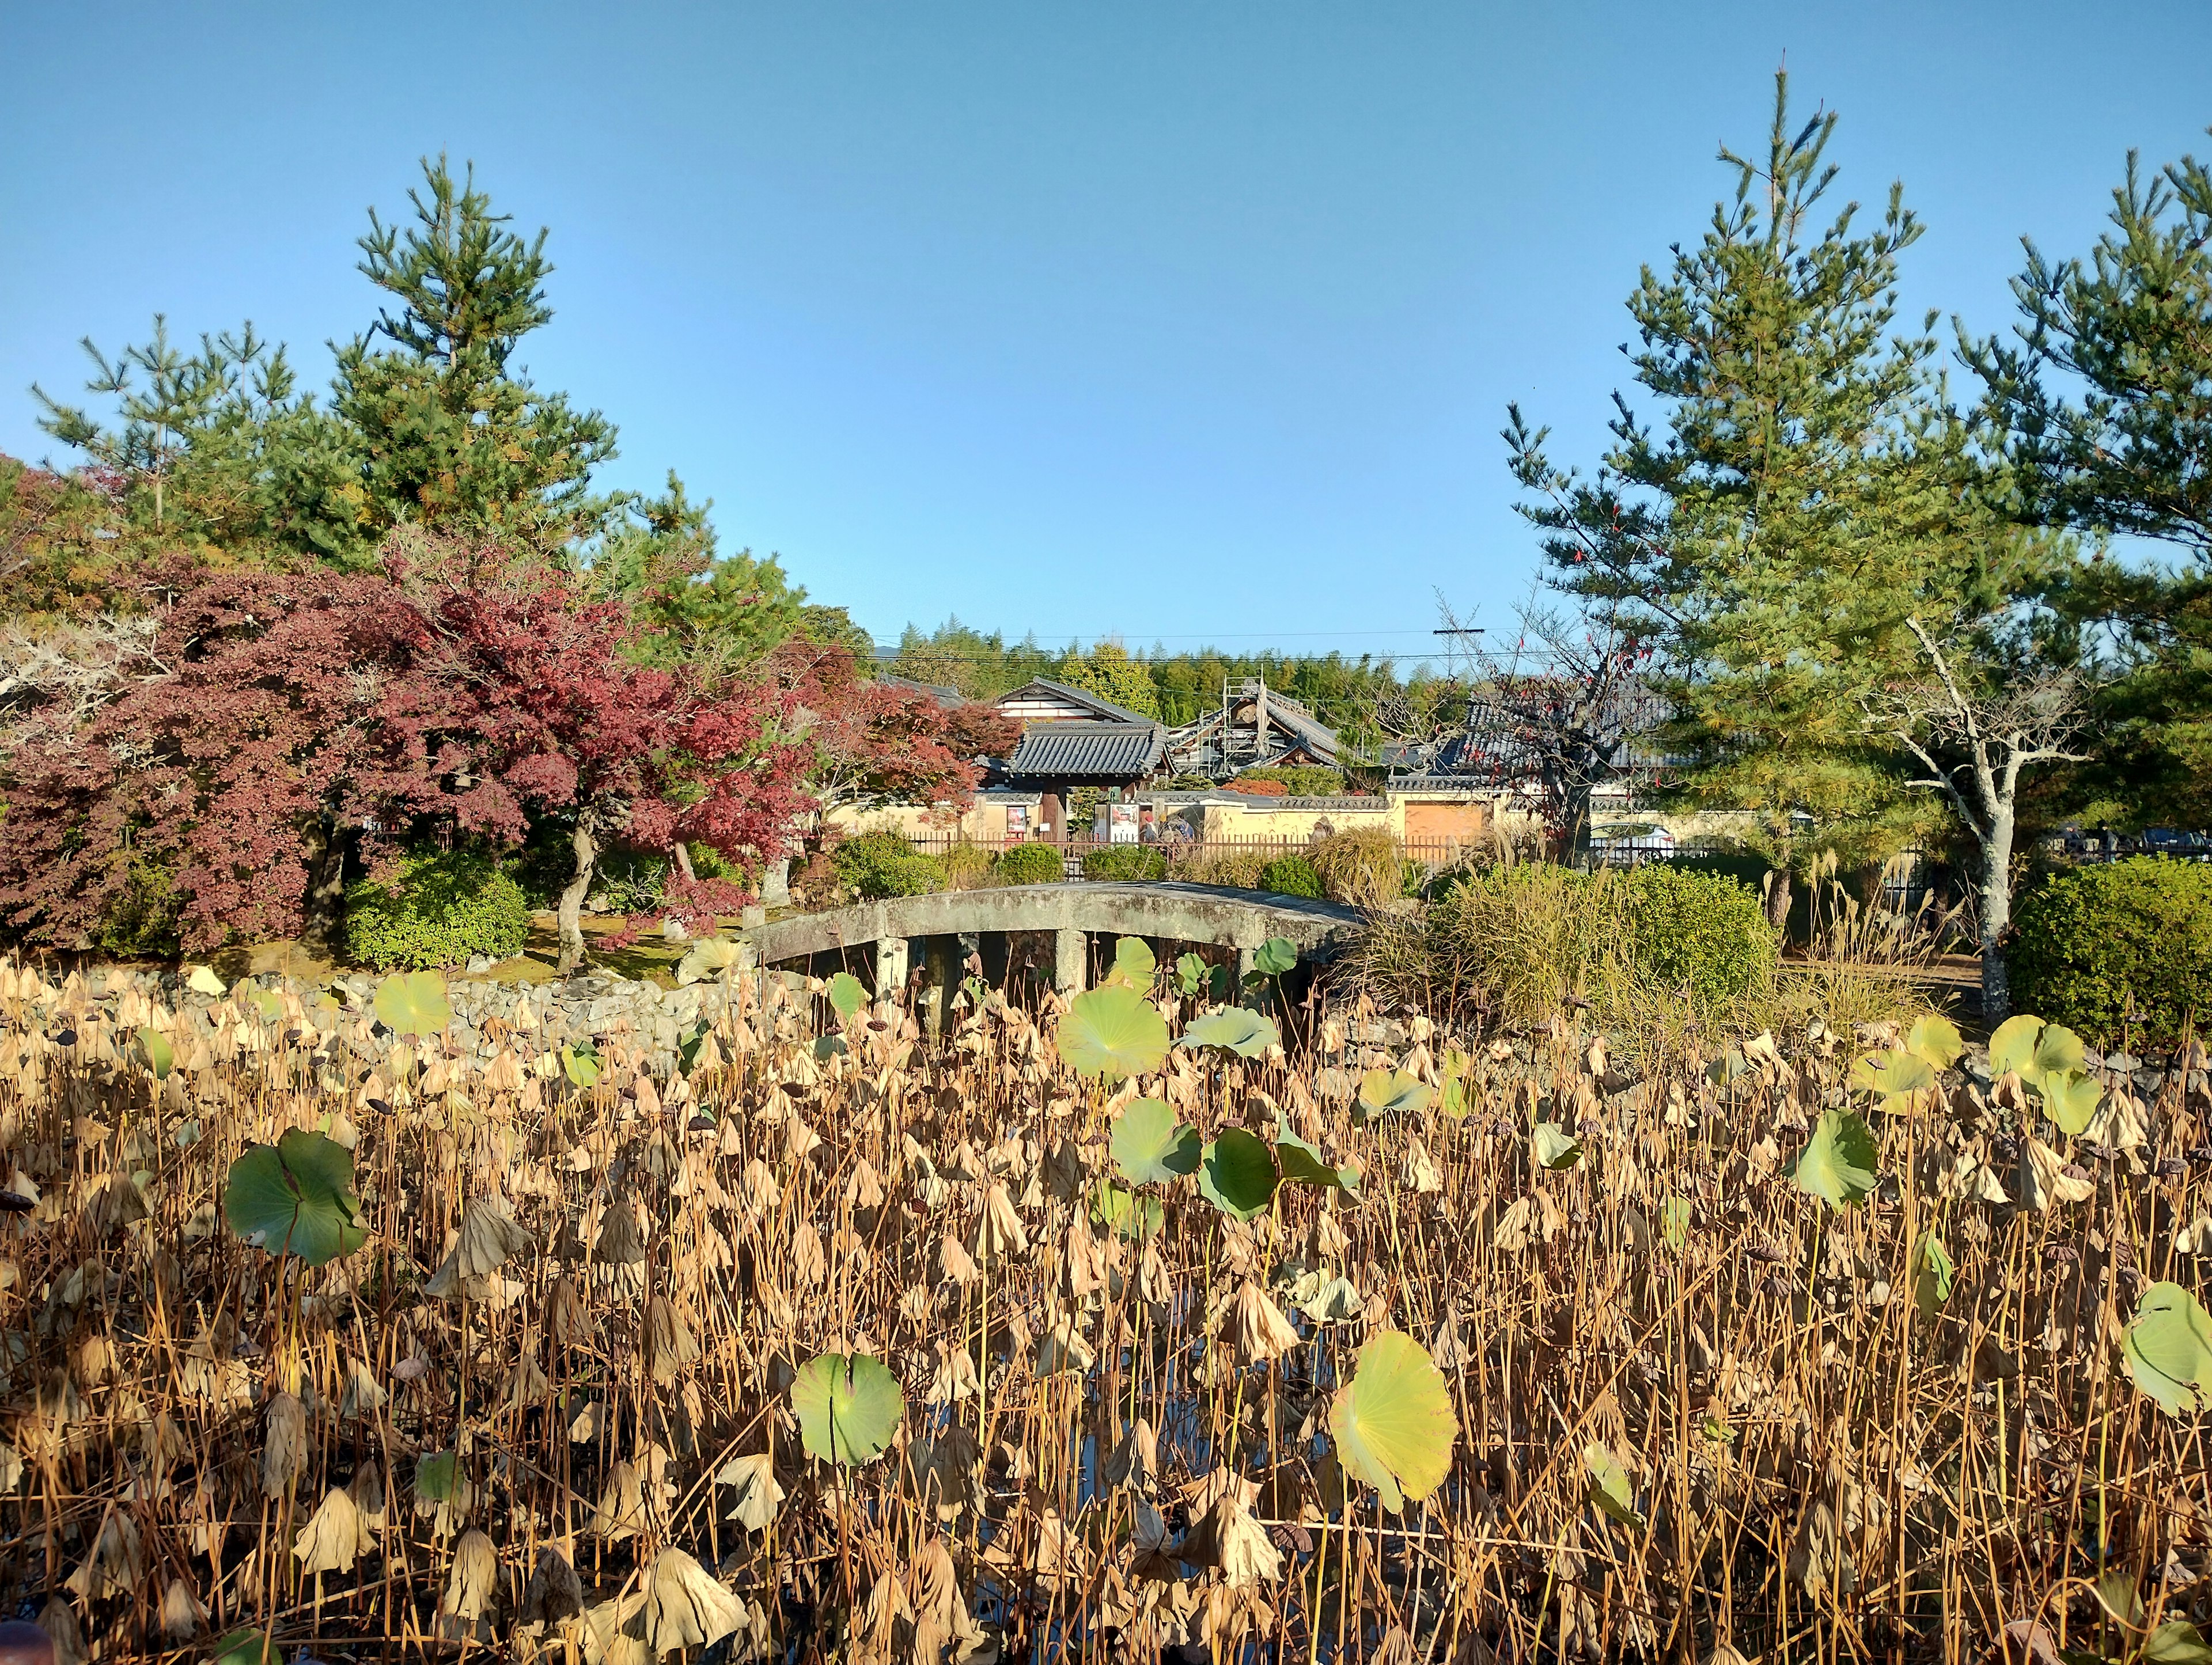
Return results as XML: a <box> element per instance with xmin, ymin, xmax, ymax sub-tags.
<box><xmin>0</xmin><ymin>548</ymin><xmax>820</xmax><ymax>954</ymax></box>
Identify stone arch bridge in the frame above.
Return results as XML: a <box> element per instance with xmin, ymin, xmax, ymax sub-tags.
<box><xmin>741</xmin><ymin>881</ymin><xmax>1361</xmax><ymax>1021</ymax></box>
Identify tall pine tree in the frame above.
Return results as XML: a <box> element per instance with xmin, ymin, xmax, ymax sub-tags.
<box><xmin>331</xmin><ymin>156</ymin><xmax>618</xmax><ymax>553</ymax></box>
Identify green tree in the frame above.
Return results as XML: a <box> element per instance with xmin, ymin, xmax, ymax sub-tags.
<box><xmin>1510</xmin><ymin>74</ymin><xmax>2087</xmax><ymax>1015</ymax></box>
<box><xmin>1966</xmin><ymin>131</ymin><xmax>2212</xmax><ymax>825</ymax></box>
<box><xmin>331</xmin><ymin>155</ymin><xmax>619</xmax><ymax>553</ymax></box>
<box><xmin>1056</xmin><ymin>640</ymin><xmax>1160</xmax><ymax>717</ymax></box>
<box><xmin>33</xmin><ymin>317</ymin><xmax>363</xmax><ymax>566</ymax></box>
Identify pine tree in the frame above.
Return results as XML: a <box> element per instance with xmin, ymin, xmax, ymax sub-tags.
<box><xmin>1509</xmin><ymin>73</ymin><xmax>1959</xmax><ymax>922</ymax></box>
<box><xmin>331</xmin><ymin>156</ymin><xmax>618</xmax><ymax>552</ymax></box>
<box><xmin>1510</xmin><ymin>74</ymin><xmax>2089</xmax><ymax>1015</ymax></box>
<box><xmin>1967</xmin><ymin>130</ymin><xmax>2212</xmax><ymax>824</ymax></box>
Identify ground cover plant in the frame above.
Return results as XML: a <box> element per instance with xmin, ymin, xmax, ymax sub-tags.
<box><xmin>0</xmin><ymin>946</ymin><xmax>2209</xmax><ymax>1662</ymax></box>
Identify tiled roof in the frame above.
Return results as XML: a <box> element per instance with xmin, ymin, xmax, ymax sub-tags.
<box><xmin>993</xmin><ymin>677</ymin><xmax>1156</xmax><ymax>726</ymax></box>
<box><xmin>1006</xmin><ymin>720</ymin><xmax>1168</xmax><ymax>782</ymax></box>
<box><xmin>877</xmin><ymin>673</ymin><xmax>965</xmax><ymax>710</ymax></box>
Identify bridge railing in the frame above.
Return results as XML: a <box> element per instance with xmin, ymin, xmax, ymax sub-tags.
<box><xmin>902</xmin><ymin>832</ymin><xmax>1486</xmax><ymax>884</ymax></box>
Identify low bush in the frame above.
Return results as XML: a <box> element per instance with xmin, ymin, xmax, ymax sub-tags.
<box><xmin>1257</xmin><ymin>854</ymin><xmax>1325</xmax><ymax>898</ymax></box>
<box><xmin>830</xmin><ymin>833</ymin><xmax>945</xmax><ymax>900</ymax></box>
<box><xmin>585</xmin><ymin>848</ymin><xmax>668</xmax><ymax>913</ymax></box>
<box><xmin>938</xmin><ymin>841</ymin><xmax>997</xmax><ymax>890</ymax></box>
<box><xmin>2009</xmin><ymin>858</ymin><xmax>2212</xmax><ymax>1047</ymax></box>
<box><xmin>994</xmin><ymin>842</ymin><xmax>1067</xmax><ymax>886</ymax></box>
<box><xmin>1081</xmin><ymin>844</ymin><xmax>1168</xmax><ymax>881</ymax></box>
<box><xmin>97</xmin><ymin>858</ymin><xmax>184</xmax><ymax>958</ymax></box>
<box><xmin>1175</xmin><ymin>847</ymin><xmax>1271</xmax><ymax>890</ymax></box>
<box><xmin>1310</xmin><ymin>828</ymin><xmax>1404</xmax><ymax>909</ymax></box>
<box><xmin>1624</xmin><ymin>863</ymin><xmax>1778</xmax><ymax>1007</ymax></box>
<box><xmin>1346</xmin><ymin>858</ymin><xmax>1783</xmax><ymax>1033</ymax></box>
<box><xmin>344</xmin><ymin>850</ymin><xmax>532</xmax><ymax>970</ymax></box>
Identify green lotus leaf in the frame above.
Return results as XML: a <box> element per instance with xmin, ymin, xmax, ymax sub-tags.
<box><xmin>1911</xmin><ymin>1232</ymin><xmax>1955</xmax><ymax>1321</ymax></box>
<box><xmin>1089</xmin><ymin>1179</ymin><xmax>1164</xmax><ymax>1241</ymax></box>
<box><xmin>1197</xmin><ymin>1128</ymin><xmax>1278</xmax><ymax>1220</ymax></box>
<box><xmin>790</xmin><ymin>1352</ymin><xmax>905</xmax><ymax>1465</ymax></box>
<box><xmin>1988</xmin><ymin>1013</ymin><xmax>2048</xmax><ymax>1077</ymax></box>
<box><xmin>825</xmin><ymin>972</ymin><xmax>866</xmax><ymax>1021</ymax></box>
<box><xmin>1356</xmin><ymin>1068</ymin><xmax>1431</xmax><ymax>1121</ymax></box>
<box><xmin>1850</xmin><ymin>1050</ymin><xmax>1937</xmax><ymax>1105</ymax></box>
<box><xmin>1175</xmin><ymin>952</ymin><xmax>1210</xmax><ymax>996</ymax></box>
<box><xmin>2031</xmin><ymin>1021</ymin><xmax>2086</xmax><ymax>1079</ymax></box>
<box><xmin>1297</xmin><ymin>1274</ymin><xmax>1365</xmax><ymax>1323</ymax></box>
<box><xmin>414</xmin><ymin>1450</ymin><xmax>462</xmax><ymax>1502</ymax></box>
<box><xmin>2125</xmin><ymin>1280</ymin><xmax>2212</xmax><ymax>1418</ymax></box>
<box><xmin>1274</xmin><ymin>1131</ymin><xmax>1357</xmax><ymax>1193</ymax></box>
<box><xmin>813</xmin><ymin>1034</ymin><xmax>848</xmax><ymax>1061</ymax></box>
<box><xmin>224</xmin><ymin>1129</ymin><xmax>366</xmax><ymax>1266</ymax></box>
<box><xmin>1179</xmin><ymin>1007</ymin><xmax>1280</xmax><ymax>1059</ymax></box>
<box><xmin>2145</xmin><ymin>1620</ymin><xmax>2212</xmax><ymax>1663</ymax></box>
<box><xmin>1209</xmin><ymin>964</ymin><xmax>1234</xmax><ymax>1003</ymax></box>
<box><xmin>560</xmin><ymin>1041</ymin><xmax>602</xmax><ymax>1089</ymax></box>
<box><xmin>136</xmin><ymin>1026</ymin><xmax>173</xmax><ymax>1080</ymax></box>
<box><xmin>1904</xmin><ymin>1013</ymin><xmax>1964</xmax><ymax>1071</ymax></box>
<box><xmin>1328</xmin><ymin>1329</ymin><xmax>1456</xmax><ymax>1514</ymax></box>
<box><xmin>1056</xmin><ymin>984</ymin><xmax>1170</xmax><ymax>1082</ymax></box>
<box><xmin>1109</xmin><ymin>1099</ymin><xmax>1200</xmax><ymax>1186</ymax></box>
<box><xmin>210</xmin><ymin>1629</ymin><xmax>280</xmax><ymax>1665</ymax></box>
<box><xmin>1532</xmin><ymin>1121</ymin><xmax>1582</xmax><ymax>1170</ymax></box>
<box><xmin>1793</xmin><ymin>1109</ymin><xmax>1879</xmax><ymax>1211</ymax></box>
<box><xmin>1438</xmin><ymin>1075</ymin><xmax>1469</xmax><ymax>1118</ymax></box>
<box><xmin>374</xmin><ymin>970</ymin><xmax>450</xmax><ymax>1037</ymax></box>
<box><xmin>1110</xmin><ymin>937</ymin><xmax>1156</xmax><ymax>987</ymax></box>
<box><xmin>1251</xmin><ymin>937</ymin><xmax>1298</xmax><ymax>977</ymax></box>
<box><xmin>1658</xmin><ymin>1196</ymin><xmax>1692</xmax><ymax>1253</ymax></box>
<box><xmin>2040</xmin><ymin>1068</ymin><xmax>2103</xmax><ymax>1135</ymax></box>
<box><xmin>1583</xmin><ymin>1442</ymin><xmax>1645</xmax><ymax>1529</ymax></box>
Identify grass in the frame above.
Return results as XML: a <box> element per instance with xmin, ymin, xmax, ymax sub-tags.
<box><xmin>0</xmin><ymin>936</ymin><xmax>2200</xmax><ymax>1662</ymax></box>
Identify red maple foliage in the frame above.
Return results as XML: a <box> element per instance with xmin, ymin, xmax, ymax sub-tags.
<box><xmin>772</xmin><ymin>643</ymin><xmax>1019</xmax><ymax>823</ymax></box>
<box><xmin>0</xmin><ymin>552</ymin><xmax>818</xmax><ymax>963</ymax></box>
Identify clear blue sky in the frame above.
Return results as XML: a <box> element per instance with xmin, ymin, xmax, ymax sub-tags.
<box><xmin>5</xmin><ymin>3</ymin><xmax>2208</xmax><ymax>662</ymax></box>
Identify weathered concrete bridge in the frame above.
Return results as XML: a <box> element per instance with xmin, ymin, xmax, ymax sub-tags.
<box><xmin>742</xmin><ymin>881</ymin><xmax>1361</xmax><ymax>1011</ymax></box>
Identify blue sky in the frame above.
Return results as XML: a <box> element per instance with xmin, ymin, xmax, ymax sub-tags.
<box><xmin>5</xmin><ymin>3</ymin><xmax>2209</xmax><ymax>662</ymax></box>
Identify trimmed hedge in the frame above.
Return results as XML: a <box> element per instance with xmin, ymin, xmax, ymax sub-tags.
<box><xmin>831</xmin><ymin>833</ymin><xmax>945</xmax><ymax>900</ymax></box>
<box><xmin>995</xmin><ymin>842</ymin><xmax>1067</xmax><ymax>885</ymax></box>
<box><xmin>2009</xmin><ymin>858</ymin><xmax>2212</xmax><ymax>1048</ymax></box>
<box><xmin>1624</xmin><ymin>863</ymin><xmax>1778</xmax><ymax>1006</ymax></box>
<box><xmin>345</xmin><ymin>850</ymin><xmax>531</xmax><ymax>970</ymax></box>
<box><xmin>1081</xmin><ymin>845</ymin><xmax>1168</xmax><ymax>881</ymax></box>
<box><xmin>1257</xmin><ymin>854</ymin><xmax>1325</xmax><ymax>898</ymax></box>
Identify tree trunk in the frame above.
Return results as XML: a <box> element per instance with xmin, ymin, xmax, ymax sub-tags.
<box><xmin>1764</xmin><ymin>867</ymin><xmax>1793</xmax><ymax>934</ymax></box>
<box><xmin>671</xmin><ymin>841</ymin><xmax>696</xmax><ymax>883</ymax></box>
<box><xmin>557</xmin><ymin>824</ymin><xmax>599</xmax><ymax>975</ymax></box>
<box><xmin>298</xmin><ymin>816</ymin><xmax>350</xmax><ymax>960</ymax></box>
<box><xmin>1978</xmin><ymin>811</ymin><xmax>2016</xmax><ymax>1025</ymax></box>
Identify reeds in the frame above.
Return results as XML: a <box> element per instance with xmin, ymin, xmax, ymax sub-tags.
<box><xmin>0</xmin><ymin>952</ymin><xmax>2202</xmax><ymax>1662</ymax></box>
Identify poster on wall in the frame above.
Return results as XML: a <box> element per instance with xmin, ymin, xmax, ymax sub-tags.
<box><xmin>1109</xmin><ymin>803</ymin><xmax>1141</xmax><ymax>845</ymax></box>
<box><xmin>1004</xmin><ymin>803</ymin><xmax>1029</xmax><ymax>839</ymax></box>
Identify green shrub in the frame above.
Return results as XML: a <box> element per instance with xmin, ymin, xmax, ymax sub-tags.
<box><xmin>2009</xmin><ymin>858</ymin><xmax>2212</xmax><ymax>1047</ymax></box>
<box><xmin>1257</xmin><ymin>854</ymin><xmax>1325</xmax><ymax>898</ymax></box>
<box><xmin>831</xmin><ymin>833</ymin><xmax>945</xmax><ymax>900</ymax></box>
<box><xmin>586</xmin><ymin>848</ymin><xmax>668</xmax><ymax>913</ymax></box>
<box><xmin>1082</xmin><ymin>845</ymin><xmax>1168</xmax><ymax>881</ymax></box>
<box><xmin>97</xmin><ymin>858</ymin><xmax>184</xmax><ymax>958</ymax></box>
<box><xmin>1429</xmin><ymin>863</ymin><xmax>1623</xmax><ymax>1028</ymax></box>
<box><xmin>344</xmin><ymin>850</ymin><xmax>531</xmax><ymax>970</ymax></box>
<box><xmin>995</xmin><ymin>842</ymin><xmax>1067</xmax><ymax>886</ymax></box>
<box><xmin>1624</xmin><ymin>863</ymin><xmax>1778</xmax><ymax>1006</ymax></box>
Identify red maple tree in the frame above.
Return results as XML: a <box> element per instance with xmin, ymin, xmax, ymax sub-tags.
<box><xmin>0</xmin><ymin>551</ymin><xmax>819</xmax><ymax>967</ymax></box>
